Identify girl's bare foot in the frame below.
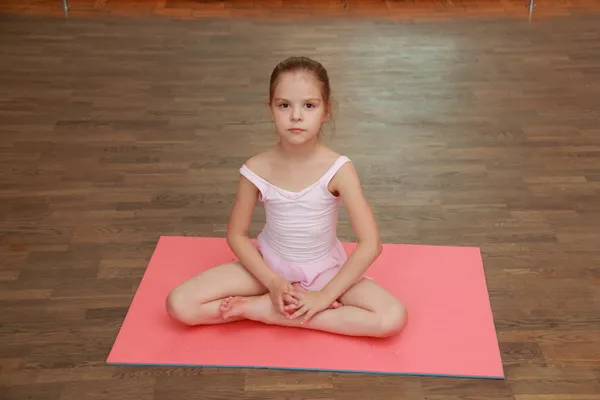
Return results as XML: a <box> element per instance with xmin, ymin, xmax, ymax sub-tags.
<box><xmin>220</xmin><ymin>296</ymin><xmax>246</xmax><ymax>320</ymax></box>
<box><xmin>220</xmin><ymin>294</ymin><xmax>276</xmax><ymax>322</ymax></box>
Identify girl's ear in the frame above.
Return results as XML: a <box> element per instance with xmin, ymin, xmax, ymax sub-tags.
<box><xmin>323</xmin><ymin>100</ymin><xmax>332</xmax><ymax>122</ymax></box>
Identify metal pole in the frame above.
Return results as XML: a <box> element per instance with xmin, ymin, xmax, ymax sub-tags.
<box><xmin>528</xmin><ymin>0</ymin><xmax>535</xmax><ymax>23</ymax></box>
<box><xmin>62</xmin><ymin>0</ymin><xmax>69</xmax><ymax>11</ymax></box>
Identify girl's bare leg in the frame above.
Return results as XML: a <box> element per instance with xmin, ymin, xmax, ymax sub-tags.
<box><xmin>165</xmin><ymin>262</ymin><xmax>268</xmax><ymax>325</ymax></box>
<box><xmin>220</xmin><ymin>278</ymin><xmax>408</xmax><ymax>338</ymax></box>
<box><xmin>166</xmin><ymin>263</ymin><xmax>342</xmax><ymax>326</ymax></box>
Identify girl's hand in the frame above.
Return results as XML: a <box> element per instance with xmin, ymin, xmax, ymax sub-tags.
<box><xmin>283</xmin><ymin>284</ymin><xmax>341</xmax><ymax>314</ymax></box>
<box><xmin>286</xmin><ymin>290</ymin><xmax>337</xmax><ymax>324</ymax></box>
<box><xmin>282</xmin><ymin>292</ymin><xmax>300</xmax><ymax>309</ymax></box>
<box><xmin>267</xmin><ymin>276</ymin><xmax>297</xmax><ymax>315</ymax></box>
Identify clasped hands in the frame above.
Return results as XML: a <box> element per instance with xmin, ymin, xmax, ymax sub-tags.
<box><xmin>267</xmin><ymin>276</ymin><xmax>342</xmax><ymax>324</ymax></box>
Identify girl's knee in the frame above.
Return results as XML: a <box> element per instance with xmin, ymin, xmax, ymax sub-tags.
<box><xmin>165</xmin><ymin>288</ymin><xmax>197</xmax><ymax>326</ymax></box>
<box><xmin>377</xmin><ymin>300</ymin><xmax>408</xmax><ymax>338</ymax></box>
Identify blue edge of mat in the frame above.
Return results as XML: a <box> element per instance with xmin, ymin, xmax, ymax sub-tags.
<box><xmin>105</xmin><ymin>361</ymin><xmax>504</xmax><ymax>380</ymax></box>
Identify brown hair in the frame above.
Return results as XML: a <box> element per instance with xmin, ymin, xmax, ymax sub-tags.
<box><xmin>269</xmin><ymin>56</ymin><xmax>336</xmax><ymax>136</ymax></box>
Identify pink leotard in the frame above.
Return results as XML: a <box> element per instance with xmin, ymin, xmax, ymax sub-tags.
<box><xmin>239</xmin><ymin>155</ymin><xmax>351</xmax><ymax>291</ymax></box>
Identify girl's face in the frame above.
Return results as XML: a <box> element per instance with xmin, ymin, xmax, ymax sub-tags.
<box><xmin>268</xmin><ymin>71</ymin><xmax>329</xmax><ymax>146</ymax></box>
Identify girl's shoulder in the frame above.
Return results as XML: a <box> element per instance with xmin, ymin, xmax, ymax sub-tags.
<box><xmin>243</xmin><ymin>149</ymin><xmax>277</xmax><ymax>177</ymax></box>
<box><xmin>309</xmin><ymin>144</ymin><xmax>348</xmax><ymax>168</ymax></box>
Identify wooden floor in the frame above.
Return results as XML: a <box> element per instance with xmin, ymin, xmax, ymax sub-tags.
<box><xmin>1</xmin><ymin>7</ymin><xmax>600</xmax><ymax>400</ymax></box>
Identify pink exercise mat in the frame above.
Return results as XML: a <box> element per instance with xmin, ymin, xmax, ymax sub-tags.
<box><xmin>106</xmin><ymin>236</ymin><xmax>504</xmax><ymax>379</ymax></box>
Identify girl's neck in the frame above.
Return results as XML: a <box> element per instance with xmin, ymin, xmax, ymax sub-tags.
<box><xmin>276</xmin><ymin>137</ymin><xmax>322</xmax><ymax>162</ymax></box>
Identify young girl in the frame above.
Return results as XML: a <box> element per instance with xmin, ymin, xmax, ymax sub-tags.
<box><xmin>166</xmin><ymin>56</ymin><xmax>408</xmax><ymax>338</ymax></box>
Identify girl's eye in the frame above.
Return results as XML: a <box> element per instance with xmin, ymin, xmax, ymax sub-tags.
<box><xmin>278</xmin><ymin>103</ymin><xmax>316</xmax><ymax>109</ymax></box>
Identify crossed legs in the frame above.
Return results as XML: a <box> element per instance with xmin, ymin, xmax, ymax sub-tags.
<box><xmin>166</xmin><ymin>262</ymin><xmax>407</xmax><ymax>338</ymax></box>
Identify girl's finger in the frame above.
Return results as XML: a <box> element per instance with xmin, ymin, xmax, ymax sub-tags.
<box><xmin>282</xmin><ymin>291</ymin><xmax>296</xmax><ymax>302</ymax></box>
<box><xmin>289</xmin><ymin>293</ymin><xmax>304</xmax><ymax>301</ymax></box>
<box><xmin>282</xmin><ymin>293</ymin><xmax>298</xmax><ymax>304</ymax></box>
<box><xmin>286</xmin><ymin>286</ymin><xmax>300</xmax><ymax>297</ymax></box>
<box><xmin>290</xmin><ymin>290</ymin><xmax>304</xmax><ymax>300</ymax></box>
<box><xmin>289</xmin><ymin>305</ymin><xmax>308</xmax><ymax>320</ymax></box>
<box><xmin>302</xmin><ymin>309</ymin><xmax>316</xmax><ymax>324</ymax></box>
<box><xmin>284</xmin><ymin>303</ymin><xmax>301</xmax><ymax>311</ymax></box>
<box><xmin>277</xmin><ymin>293</ymin><xmax>285</xmax><ymax>314</ymax></box>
